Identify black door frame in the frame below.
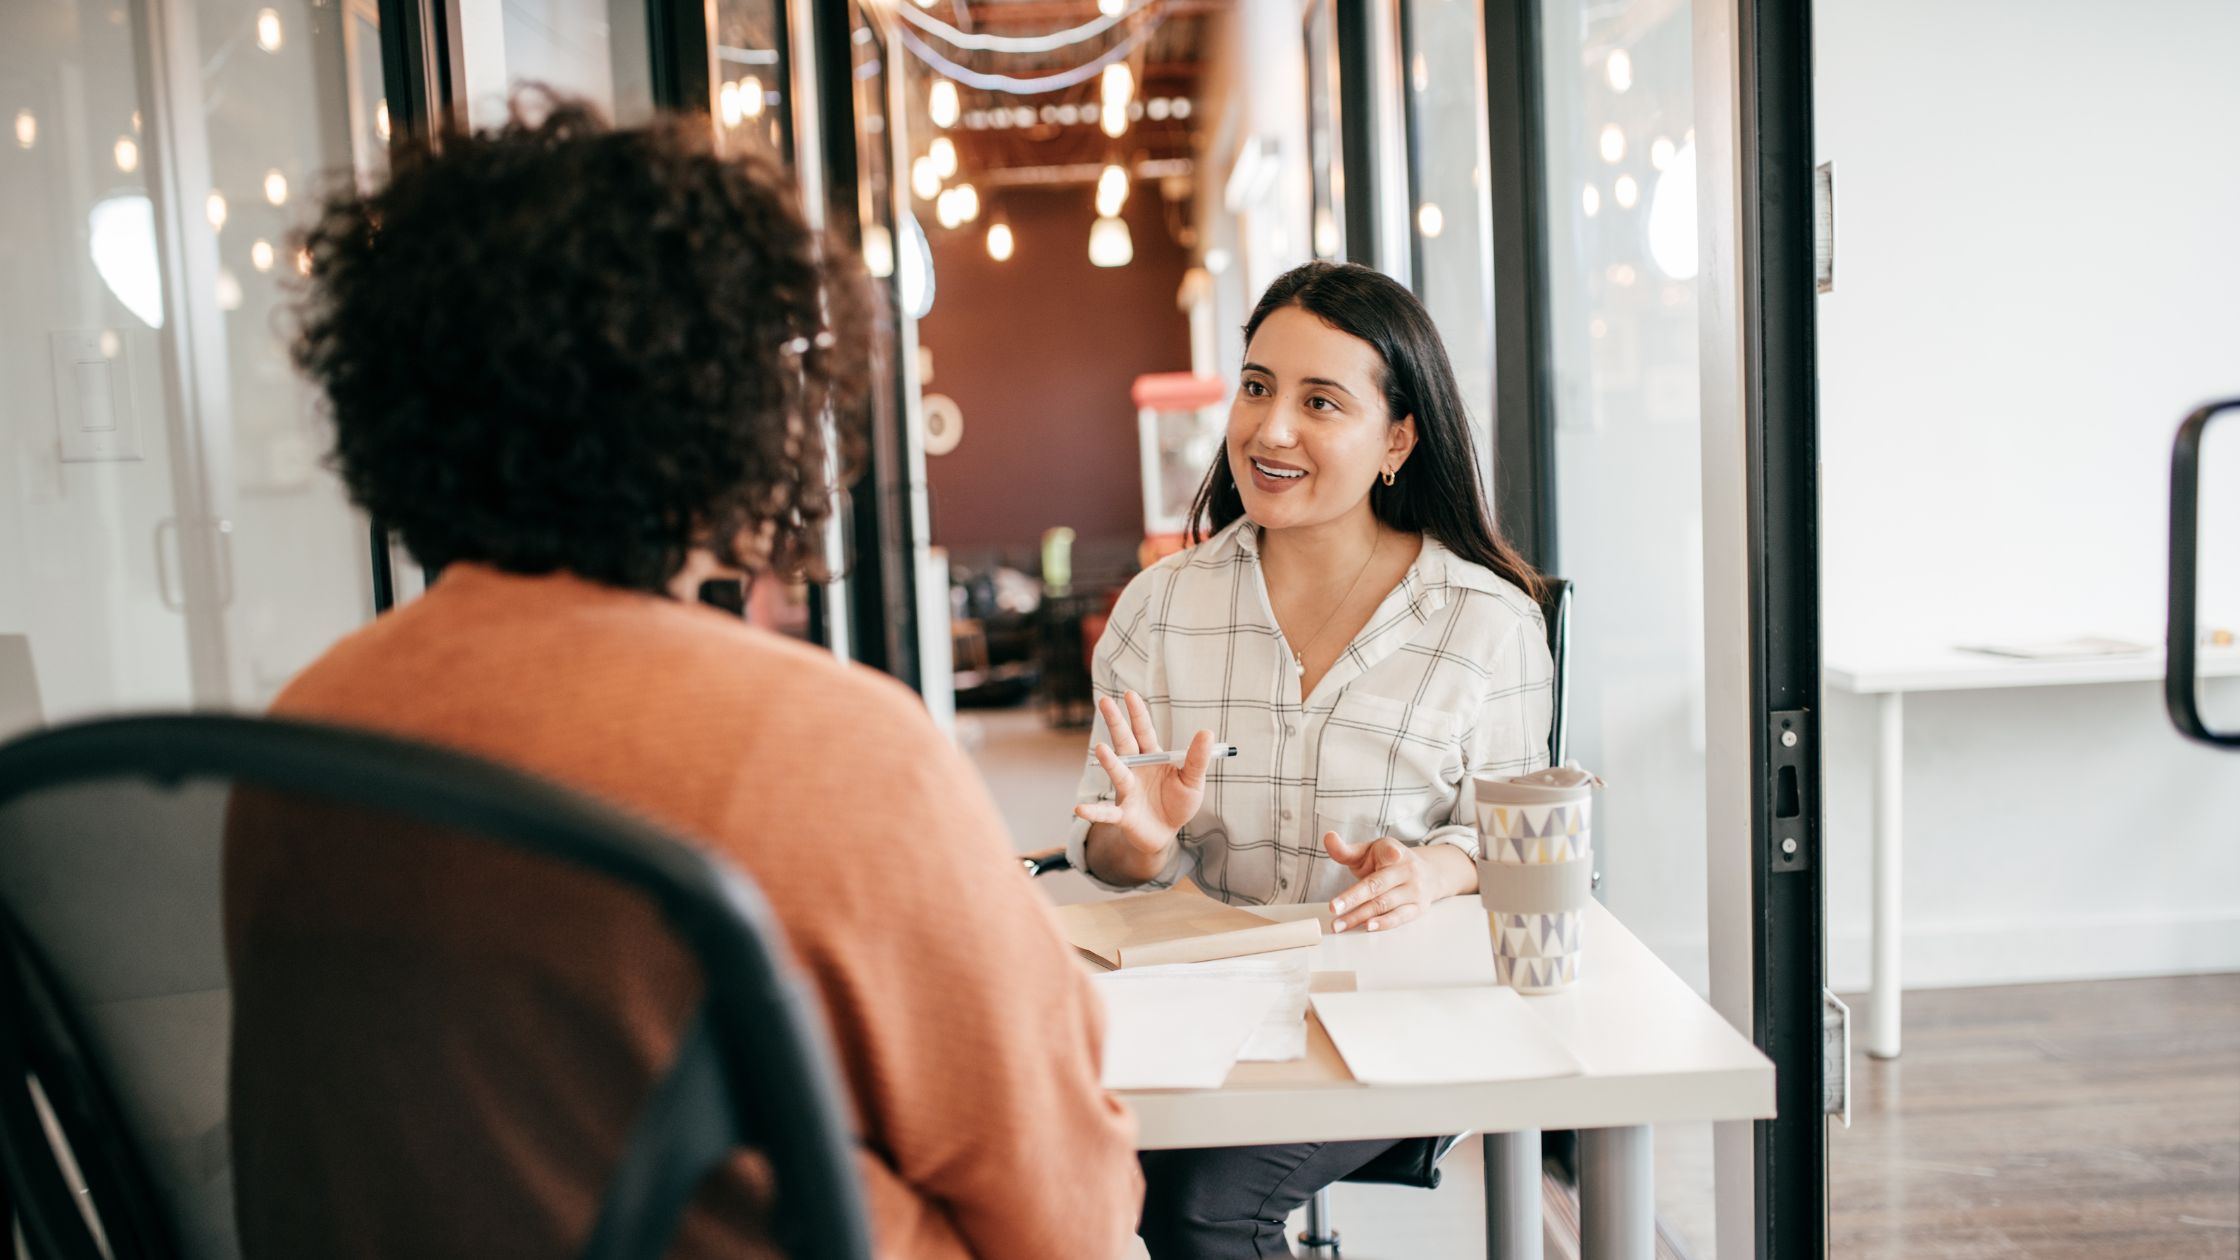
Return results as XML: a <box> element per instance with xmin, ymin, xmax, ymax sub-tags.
<box><xmin>1736</xmin><ymin>0</ymin><xmax>1828</xmax><ymax>1251</ymax></box>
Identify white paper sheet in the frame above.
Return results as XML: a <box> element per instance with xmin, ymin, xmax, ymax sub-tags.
<box><xmin>1309</xmin><ymin>987</ymin><xmax>1585</xmax><ymax>1085</ymax></box>
<box><xmin>1092</xmin><ymin>975</ymin><xmax>1287</xmax><ymax>1089</ymax></box>
<box><xmin>1109</xmin><ymin>948</ymin><xmax>1316</xmax><ymax>1061</ymax></box>
<box><xmin>1247</xmin><ymin>895</ymin><xmax>1498</xmax><ymax>991</ymax></box>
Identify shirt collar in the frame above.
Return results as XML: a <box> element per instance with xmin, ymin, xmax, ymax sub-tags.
<box><xmin>1224</xmin><ymin>518</ymin><xmax>1497</xmax><ymax>616</ymax></box>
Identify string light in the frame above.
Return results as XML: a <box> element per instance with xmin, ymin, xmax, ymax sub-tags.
<box><xmin>114</xmin><ymin>135</ymin><xmax>139</xmax><ymax>173</ymax></box>
<box><xmin>206</xmin><ymin>190</ymin><xmax>228</xmax><ymax>231</ymax></box>
<box><xmin>1097</xmin><ymin>0</ymin><xmax>1124</xmax><ymax>14</ymax></box>
<box><xmin>250</xmin><ymin>238</ymin><xmax>275</xmax><ymax>272</ymax></box>
<box><xmin>720</xmin><ymin>81</ymin><xmax>742</xmax><ymax>128</ymax></box>
<box><xmin>741</xmin><ymin>74</ymin><xmax>764</xmax><ymax>119</ymax></box>
<box><xmin>1614</xmin><ymin>174</ymin><xmax>1639</xmax><ymax>209</ymax></box>
<box><xmin>929</xmin><ymin>135</ymin><xmax>957</xmax><ymax>179</ymax></box>
<box><xmin>986</xmin><ymin>221</ymin><xmax>1014</xmax><ymax>261</ymax></box>
<box><xmin>13</xmin><ymin>109</ymin><xmax>34</xmax><ymax>149</ymax></box>
<box><xmin>255</xmin><ymin>7</ymin><xmax>282</xmax><ymax>52</ymax></box>
<box><xmin>1416</xmin><ymin>202</ymin><xmax>1443</xmax><ymax>238</ymax></box>
<box><xmin>910</xmin><ymin>156</ymin><xmax>941</xmax><ymax>201</ymax></box>
<box><xmin>953</xmin><ymin>183</ymin><xmax>979</xmax><ymax>222</ymax></box>
<box><xmin>263</xmin><ymin>169</ymin><xmax>288</xmax><ymax>206</ymax></box>
<box><xmin>1599</xmin><ymin>125</ymin><xmax>1625</xmax><ymax>164</ymax></box>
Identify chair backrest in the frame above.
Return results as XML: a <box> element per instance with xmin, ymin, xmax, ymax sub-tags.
<box><xmin>0</xmin><ymin>714</ymin><xmax>871</xmax><ymax>1260</ymax></box>
<box><xmin>1538</xmin><ymin>577</ymin><xmax>1573</xmax><ymax>766</ymax></box>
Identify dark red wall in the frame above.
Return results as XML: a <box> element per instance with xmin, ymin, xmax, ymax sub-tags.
<box><xmin>919</xmin><ymin>184</ymin><xmax>1194</xmax><ymax>556</ymax></box>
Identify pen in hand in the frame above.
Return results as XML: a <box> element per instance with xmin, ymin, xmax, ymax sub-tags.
<box><xmin>1095</xmin><ymin>743</ymin><xmax>1240</xmax><ymax>769</ymax></box>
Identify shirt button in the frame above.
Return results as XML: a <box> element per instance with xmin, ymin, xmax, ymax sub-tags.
<box><xmin>1280</xmin><ymin>807</ymin><xmax>1293</xmax><ymax>821</ymax></box>
<box><xmin>1285</xmin><ymin>724</ymin><xmax>1299</xmax><ymax>737</ymax></box>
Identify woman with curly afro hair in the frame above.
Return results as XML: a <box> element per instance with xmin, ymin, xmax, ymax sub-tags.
<box><xmin>229</xmin><ymin>94</ymin><xmax>1144</xmax><ymax>1260</ymax></box>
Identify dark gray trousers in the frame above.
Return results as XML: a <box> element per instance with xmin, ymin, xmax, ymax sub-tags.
<box><xmin>1137</xmin><ymin>1139</ymin><xmax>1399</xmax><ymax>1260</ymax></box>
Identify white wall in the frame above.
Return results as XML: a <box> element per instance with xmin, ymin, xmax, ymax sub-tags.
<box><xmin>1812</xmin><ymin>0</ymin><xmax>2240</xmax><ymax>987</ymax></box>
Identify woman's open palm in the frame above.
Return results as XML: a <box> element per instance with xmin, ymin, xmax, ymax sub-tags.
<box><xmin>1072</xmin><ymin>691</ymin><xmax>1217</xmax><ymax>861</ymax></box>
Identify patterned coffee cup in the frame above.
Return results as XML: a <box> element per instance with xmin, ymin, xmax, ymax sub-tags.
<box><xmin>1474</xmin><ymin>764</ymin><xmax>1599</xmax><ymax>993</ymax></box>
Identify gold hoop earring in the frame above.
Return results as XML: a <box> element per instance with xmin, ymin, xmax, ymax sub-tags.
<box><xmin>1381</xmin><ymin>468</ymin><xmax>1396</xmax><ymax>487</ymax></box>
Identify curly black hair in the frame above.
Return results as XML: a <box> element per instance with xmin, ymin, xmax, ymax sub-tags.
<box><xmin>291</xmin><ymin>92</ymin><xmax>869</xmax><ymax>594</ymax></box>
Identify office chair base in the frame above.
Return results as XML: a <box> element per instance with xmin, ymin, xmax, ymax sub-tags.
<box><xmin>1298</xmin><ymin>1187</ymin><xmax>1340</xmax><ymax>1257</ymax></box>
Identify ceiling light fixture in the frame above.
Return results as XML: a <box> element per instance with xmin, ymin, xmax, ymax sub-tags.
<box><xmin>1099</xmin><ymin>62</ymin><xmax>1133</xmax><ymax>138</ymax></box>
<box><xmin>1095</xmin><ymin>163</ymin><xmax>1129</xmax><ymax>217</ymax></box>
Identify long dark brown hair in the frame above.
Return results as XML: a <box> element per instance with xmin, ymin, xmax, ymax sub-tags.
<box><xmin>1190</xmin><ymin>260</ymin><xmax>1543</xmax><ymax>603</ymax></box>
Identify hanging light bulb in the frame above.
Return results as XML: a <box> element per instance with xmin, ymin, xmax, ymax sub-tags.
<box><xmin>1614</xmin><ymin>174</ymin><xmax>1639</xmax><ymax>209</ymax></box>
<box><xmin>911</xmin><ymin>156</ymin><xmax>941</xmax><ymax>201</ymax></box>
<box><xmin>929</xmin><ymin>136</ymin><xmax>957</xmax><ymax>179</ymax></box>
<box><xmin>1088</xmin><ymin>215</ymin><xmax>1133</xmax><ymax>267</ymax></box>
<box><xmin>255</xmin><ymin>7</ymin><xmax>283</xmax><ymax>52</ymax></box>
<box><xmin>1099</xmin><ymin>63</ymin><xmax>1134</xmax><ymax>139</ymax></box>
<box><xmin>250</xmin><ymin>238</ymin><xmax>275</xmax><ymax>272</ymax></box>
<box><xmin>1095</xmin><ymin>163</ymin><xmax>1129</xmax><ymax>217</ymax></box>
<box><xmin>929</xmin><ymin>79</ymin><xmax>960</xmax><ymax>129</ymax></box>
<box><xmin>1416</xmin><ymin>202</ymin><xmax>1443</xmax><ymax>238</ymax></box>
<box><xmin>953</xmin><ymin>183</ymin><xmax>979</xmax><ymax>222</ymax></box>
<box><xmin>13</xmin><ymin>109</ymin><xmax>35</xmax><ymax>149</ymax></box>
<box><xmin>1605</xmin><ymin>49</ymin><xmax>1633</xmax><ymax>93</ymax></box>
<box><xmin>862</xmin><ymin>223</ymin><xmax>896</xmax><ymax>278</ymax></box>
<box><xmin>263</xmin><ymin>168</ymin><xmax>289</xmax><ymax>206</ymax></box>
<box><xmin>935</xmin><ymin>187</ymin><xmax>963</xmax><ymax>230</ymax></box>
<box><xmin>206</xmin><ymin>190</ymin><xmax>228</xmax><ymax>231</ymax></box>
<box><xmin>114</xmin><ymin>135</ymin><xmax>139</xmax><ymax>173</ymax></box>
<box><xmin>1599</xmin><ymin>124</ymin><xmax>1625</xmax><ymax>164</ymax></box>
<box><xmin>1098</xmin><ymin>0</ymin><xmax>1125</xmax><ymax>14</ymax></box>
<box><xmin>986</xmin><ymin>220</ymin><xmax>1014</xmax><ymax>262</ymax></box>
<box><xmin>720</xmin><ymin>81</ymin><xmax>743</xmax><ymax>128</ymax></box>
<box><xmin>741</xmin><ymin>74</ymin><xmax>764</xmax><ymax>119</ymax></box>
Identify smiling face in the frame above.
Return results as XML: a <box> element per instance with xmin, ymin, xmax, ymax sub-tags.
<box><xmin>1227</xmin><ymin>304</ymin><xmax>1417</xmax><ymax>534</ymax></box>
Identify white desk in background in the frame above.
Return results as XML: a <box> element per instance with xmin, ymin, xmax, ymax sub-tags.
<box><xmin>1115</xmin><ymin>898</ymin><xmax>1774</xmax><ymax>1260</ymax></box>
<box><xmin>1823</xmin><ymin>645</ymin><xmax>2240</xmax><ymax>1059</ymax></box>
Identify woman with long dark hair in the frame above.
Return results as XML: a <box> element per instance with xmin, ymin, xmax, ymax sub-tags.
<box><xmin>1065</xmin><ymin>260</ymin><xmax>1554</xmax><ymax>1259</ymax></box>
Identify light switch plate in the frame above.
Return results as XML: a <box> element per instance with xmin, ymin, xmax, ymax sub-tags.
<box><xmin>49</xmin><ymin>329</ymin><xmax>144</xmax><ymax>463</ymax></box>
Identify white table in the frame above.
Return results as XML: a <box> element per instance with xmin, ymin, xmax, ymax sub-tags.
<box><xmin>1824</xmin><ymin>645</ymin><xmax>2240</xmax><ymax>1058</ymax></box>
<box><xmin>1117</xmin><ymin>899</ymin><xmax>1774</xmax><ymax>1260</ymax></box>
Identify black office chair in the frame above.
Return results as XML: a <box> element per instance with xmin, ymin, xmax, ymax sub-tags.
<box><xmin>0</xmin><ymin>714</ymin><xmax>871</xmax><ymax>1260</ymax></box>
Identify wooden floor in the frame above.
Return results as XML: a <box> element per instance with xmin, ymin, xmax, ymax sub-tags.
<box><xmin>1831</xmin><ymin>973</ymin><xmax>2240</xmax><ymax>1260</ymax></box>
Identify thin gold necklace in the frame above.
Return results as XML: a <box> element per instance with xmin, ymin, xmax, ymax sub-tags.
<box><xmin>1285</xmin><ymin>530</ymin><xmax>1381</xmax><ymax>679</ymax></box>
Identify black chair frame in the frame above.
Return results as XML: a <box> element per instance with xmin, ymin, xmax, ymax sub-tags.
<box><xmin>0</xmin><ymin>714</ymin><xmax>873</xmax><ymax>1260</ymax></box>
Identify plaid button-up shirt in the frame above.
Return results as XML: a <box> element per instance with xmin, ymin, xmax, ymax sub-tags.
<box><xmin>1065</xmin><ymin>519</ymin><xmax>1554</xmax><ymax>907</ymax></box>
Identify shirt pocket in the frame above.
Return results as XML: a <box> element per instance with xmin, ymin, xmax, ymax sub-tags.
<box><xmin>1312</xmin><ymin>690</ymin><xmax>1467</xmax><ymax>842</ymax></box>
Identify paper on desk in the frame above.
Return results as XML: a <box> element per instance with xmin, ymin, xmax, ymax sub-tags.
<box><xmin>1055</xmin><ymin>884</ymin><xmax>1323</xmax><ymax>969</ymax></box>
<box><xmin>1092</xmin><ymin>974</ymin><xmax>1287</xmax><ymax>1089</ymax></box>
<box><xmin>1107</xmin><ymin>948</ymin><xmax>1316</xmax><ymax>1061</ymax></box>
<box><xmin>1957</xmin><ymin>636</ymin><xmax>2151</xmax><ymax>660</ymax></box>
<box><xmin>1309</xmin><ymin>988</ymin><xmax>1584</xmax><ymax>1086</ymax></box>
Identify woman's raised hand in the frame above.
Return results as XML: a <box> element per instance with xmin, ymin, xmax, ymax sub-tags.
<box><xmin>1073</xmin><ymin>691</ymin><xmax>1217</xmax><ymax>865</ymax></box>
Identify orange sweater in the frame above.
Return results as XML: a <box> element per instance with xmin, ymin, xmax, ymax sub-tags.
<box><xmin>230</xmin><ymin>564</ymin><xmax>1139</xmax><ymax>1259</ymax></box>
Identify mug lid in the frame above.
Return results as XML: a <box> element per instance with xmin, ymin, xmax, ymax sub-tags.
<box><xmin>1474</xmin><ymin>759</ymin><xmax>1603</xmax><ymax>803</ymax></box>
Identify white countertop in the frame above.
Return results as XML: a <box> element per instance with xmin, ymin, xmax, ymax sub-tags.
<box><xmin>1824</xmin><ymin>644</ymin><xmax>2240</xmax><ymax>694</ymax></box>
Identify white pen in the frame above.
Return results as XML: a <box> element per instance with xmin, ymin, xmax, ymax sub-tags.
<box><xmin>1097</xmin><ymin>743</ymin><xmax>1240</xmax><ymax>768</ymax></box>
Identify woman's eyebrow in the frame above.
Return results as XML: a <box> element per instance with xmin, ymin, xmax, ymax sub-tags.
<box><xmin>1300</xmin><ymin>376</ymin><xmax>1356</xmax><ymax>399</ymax></box>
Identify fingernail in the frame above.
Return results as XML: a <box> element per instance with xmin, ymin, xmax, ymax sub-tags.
<box><xmin>1331</xmin><ymin>899</ymin><xmax>1346</xmax><ymax>913</ymax></box>
<box><xmin>1367</xmin><ymin>922</ymin><xmax>1381</xmax><ymax>932</ymax></box>
<box><xmin>1332</xmin><ymin>920</ymin><xmax>1346</xmax><ymax>933</ymax></box>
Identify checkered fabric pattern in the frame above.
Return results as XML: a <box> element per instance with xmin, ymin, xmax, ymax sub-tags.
<box><xmin>1065</xmin><ymin>519</ymin><xmax>1553</xmax><ymax>907</ymax></box>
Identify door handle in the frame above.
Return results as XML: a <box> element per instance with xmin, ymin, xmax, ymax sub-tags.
<box><xmin>2166</xmin><ymin>399</ymin><xmax>2240</xmax><ymax>750</ymax></box>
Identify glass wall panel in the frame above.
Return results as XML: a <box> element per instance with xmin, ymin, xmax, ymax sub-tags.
<box><xmin>455</xmin><ymin>0</ymin><xmax>653</xmax><ymax>125</ymax></box>
<box><xmin>1538</xmin><ymin>0</ymin><xmax>1711</xmax><ymax>1250</ymax></box>
<box><xmin>714</xmin><ymin>0</ymin><xmax>786</xmax><ymax>159</ymax></box>
<box><xmin>1400</xmin><ymin>0</ymin><xmax>1495</xmax><ymax>448</ymax></box>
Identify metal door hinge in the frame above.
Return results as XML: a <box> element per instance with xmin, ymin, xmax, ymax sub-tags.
<box><xmin>1824</xmin><ymin>988</ymin><xmax>1851</xmax><ymax>1126</ymax></box>
<box><xmin>1814</xmin><ymin>161</ymin><xmax>1835</xmax><ymax>294</ymax></box>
